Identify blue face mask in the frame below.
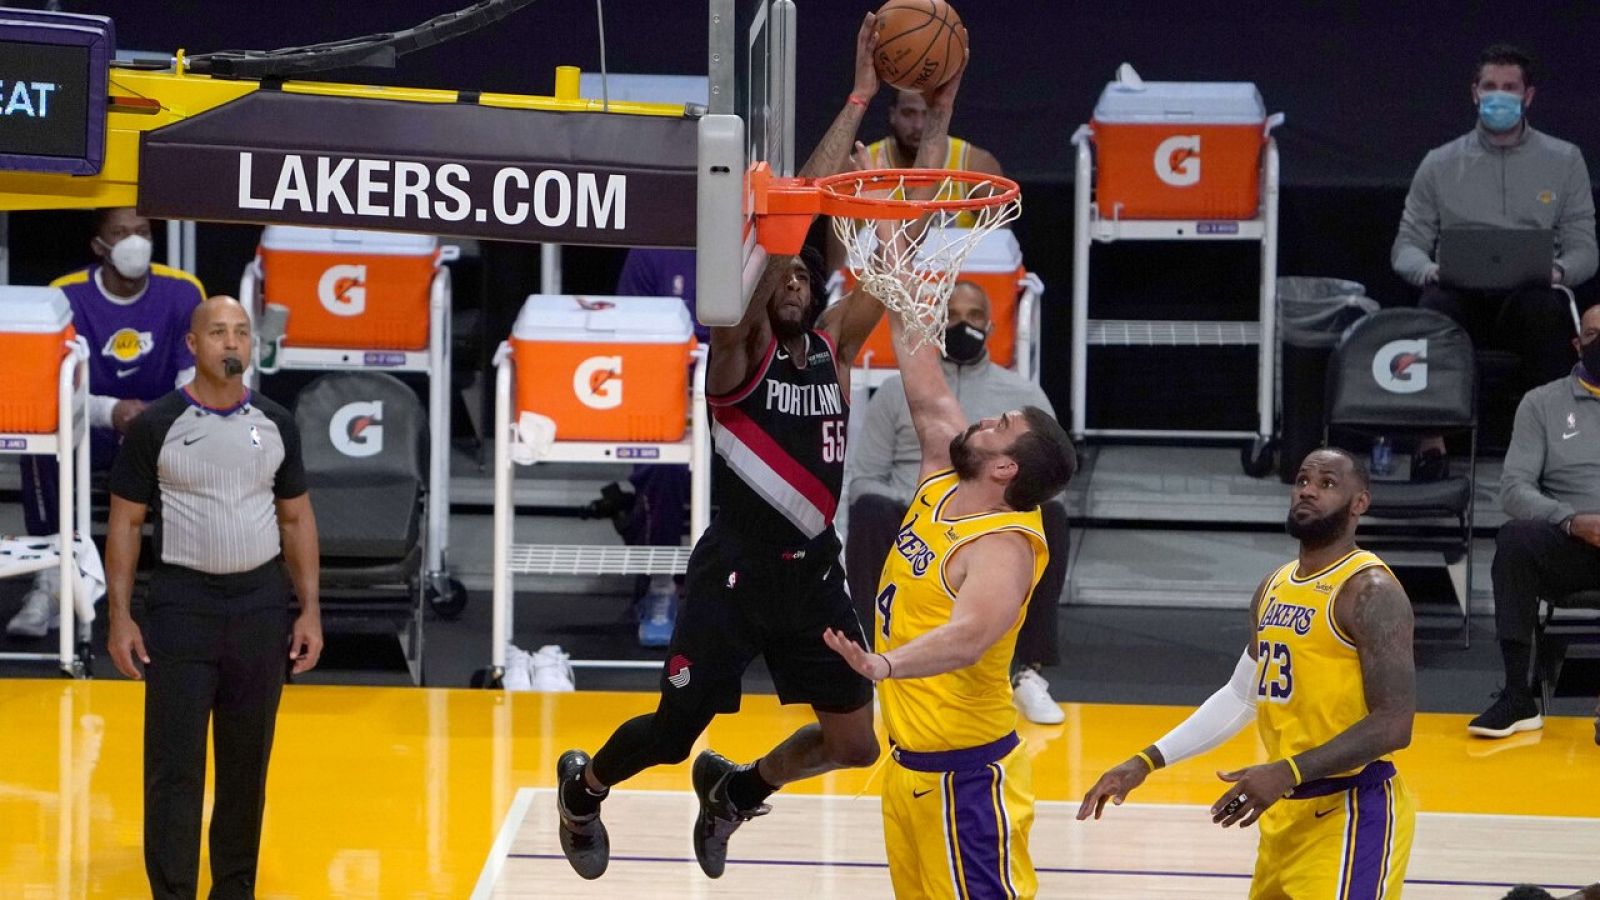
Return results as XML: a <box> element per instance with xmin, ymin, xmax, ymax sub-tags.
<box><xmin>1478</xmin><ymin>90</ymin><xmax>1523</xmax><ymax>132</ymax></box>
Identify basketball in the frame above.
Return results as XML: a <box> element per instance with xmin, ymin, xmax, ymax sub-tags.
<box><xmin>872</xmin><ymin>0</ymin><xmax>967</xmax><ymax>92</ymax></box>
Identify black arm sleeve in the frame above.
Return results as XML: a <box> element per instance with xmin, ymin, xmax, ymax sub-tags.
<box><xmin>264</xmin><ymin>401</ymin><xmax>307</xmax><ymax>499</ymax></box>
<box><xmin>107</xmin><ymin>395</ymin><xmax>178</xmax><ymax>505</ymax></box>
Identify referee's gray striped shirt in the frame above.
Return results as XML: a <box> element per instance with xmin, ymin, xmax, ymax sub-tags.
<box><xmin>110</xmin><ymin>389</ymin><xmax>306</xmax><ymax>575</ymax></box>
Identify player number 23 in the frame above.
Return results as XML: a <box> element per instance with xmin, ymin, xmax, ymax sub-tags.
<box><xmin>1255</xmin><ymin>640</ymin><xmax>1294</xmax><ymax>700</ymax></box>
<box><xmin>822</xmin><ymin>420</ymin><xmax>847</xmax><ymax>464</ymax></box>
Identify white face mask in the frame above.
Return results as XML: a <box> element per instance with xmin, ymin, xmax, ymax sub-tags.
<box><xmin>98</xmin><ymin>234</ymin><xmax>152</xmax><ymax>280</ymax></box>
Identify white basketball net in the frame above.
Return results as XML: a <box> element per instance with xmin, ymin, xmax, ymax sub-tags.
<box><xmin>827</xmin><ymin>173</ymin><xmax>1021</xmax><ymax>353</ymax></box>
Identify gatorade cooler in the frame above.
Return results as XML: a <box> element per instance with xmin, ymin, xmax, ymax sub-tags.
<box><xmin>1090</xmin><ymin>77</ymin><xmax>1274</xmax><ymax>219</ymax></box>
<box><xmin>511</xmin><ymin>295</ymin><xmax>697</xmax><ymax>442</ymax></box>
<box><xmin>850</xmin><ymin>228</ymin><xmax>1026</xmax><ymax>370</ymax></box>
<box><xmin>0</xmin><ymin>287</ymin><xmax>77</xmax><ymax>433</ymax></box>
<box><xmin>258</xmin><ymin>226</ymin><xmax>439</xmax><ymax>350</ymax></box>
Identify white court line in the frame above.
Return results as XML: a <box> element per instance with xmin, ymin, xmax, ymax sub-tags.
<box><xmin>470</xmin><ymin>788</ymin><xmax>537</xmax><ymax>900</ymax></box>
<box><xmin>507</xmin><ymin>787</ymin><xmax>1600</xmax><ymax>823</ymax></box>
<box><xmin>1061</xmin><ymin>798</ymin><xmax>1600</xmax><ymax>824</ymax></box>
<box><xmin>480</xmin><ymin>786</ymin><xmax>1600</xmax><ymax>893</ymax></box>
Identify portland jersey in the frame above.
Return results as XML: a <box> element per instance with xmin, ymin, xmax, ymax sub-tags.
<box><xmin>865</xmin><ymin>136</ymin><xmax>979</xmax><ymax>228</ymax></box>
<box><xmin>51</xmin><ymin>264</ymin><xmax>204</xmax><ymax>404</ymax></box>
<box><xmin>708</xmin><ymin>330</ymin><xmax>848</xmax><ymax>546</ymax></box>
<box><xmin>1254</xmin><ymin>549</ymin><xmax>1394</xmax><ymax>774</ymax></box>
<box><xmin>876</xmin><ymin>470</ymin><xmax>1048</xmax><ymax>752</ymax></box>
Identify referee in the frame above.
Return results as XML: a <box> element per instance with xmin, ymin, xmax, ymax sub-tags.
<box><xmin>105</xmin><ymin>295</ymin><xmax>323</xmax><ymax>900</ymax></box>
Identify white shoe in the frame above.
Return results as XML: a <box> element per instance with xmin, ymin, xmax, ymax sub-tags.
<box><xmin>531</xmin><ymin>645</ymin><xmax>576</xmax><ymax>692</ymax></box>
<box><xmin>6</xmin><ymin>589</ymin><xmax>58</xmax><ymax>638</ymax></box>
<box><xmin>502</xmin><ymin>645</ymin><xmax>534</xmax><ymax>691</ymax></box>
<box><xmin>1012</xmin><ymin>669</ymin><xmax>1065</xmax><ymax>725</ymax></box>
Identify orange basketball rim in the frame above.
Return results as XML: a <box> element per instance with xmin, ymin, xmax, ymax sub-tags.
<box><xmin>749</xmin><ymin>161</ymin><xmax>1020</xmax><ymax>256</ymax></box>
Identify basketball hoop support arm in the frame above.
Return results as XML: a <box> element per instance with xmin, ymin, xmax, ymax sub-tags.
<box><xmin>750</xmin><ymin>162</ymin><xmax>823</xmax><ymax>256</ymax></box>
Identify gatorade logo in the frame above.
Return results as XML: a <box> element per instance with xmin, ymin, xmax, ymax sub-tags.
<box><xmin>329</xmin><ymin>400</ymin><xmax>384</xmax><ymax>457</ymax></box>
<box><xmin>1372</xmin><ymin>339</ymin><xmax>1428</xmax><ymax>394</ymax></box>
<box><xmin>318</xmin><ymin>264</ymin><xmax>367</xmax><ymax>317</ymax></box>
<box><xmin>1154</xmin><ymin>135</ymin><xmax>1202</xmax><ymax>187</ymax></box>
<box><xmin>573</xmin><ymin>355</ymin><xmax>623</xmax><ymax>410</ymax></box>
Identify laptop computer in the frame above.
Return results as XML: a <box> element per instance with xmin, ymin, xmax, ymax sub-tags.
<box><xmin>1437</xmin><ymin>227</ymin><xmax>1554</xmax><ymax>290</ymax></box>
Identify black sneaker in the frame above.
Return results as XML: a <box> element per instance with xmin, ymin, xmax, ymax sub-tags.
<box><xmin>1467</xmin><ymin>691</ymin><xmax>1543</xmax><ymax>739</ymax></box>
<box><xmin>556</xmin><ymin>749</ymin><xmax>610</xmax><ymax>879</ymax></box>
<box><xmin>691</xmin><ymin>750</ymin><xmax>770</xmax><ymax>878</ymax></box>
<box><xmin>1410</xmin><ymin>448</ymin><xmax>1449</xmax><ymax>482</ymax></box>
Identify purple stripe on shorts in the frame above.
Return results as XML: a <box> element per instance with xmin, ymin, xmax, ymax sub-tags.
<box><xmin>1343</xmin><ymin>776</ymin><xmax>1392</xmax><ymax>900</ymax></box>
<box><xmin>1292</xmin><ymin>760</ymin><xmax>1395</xmax><ymax>799</ymax></box>
<box><xmin>950</xmin><ymin>764</ymin><xmax>1009</xmax><ymax>899</ymax></box>
<box><xmin>894</xmin><ymin>731</ymin><xmax>1019</xmax><ymax>773</ymax></box>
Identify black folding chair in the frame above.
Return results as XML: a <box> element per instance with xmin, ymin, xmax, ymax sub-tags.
<box><xmin>295</xmin><ymin>373</ymin><xmax>429</xmax><ymax>684</ymax></box>
<box><xmin>1324</xmin><ymin>308</ymin><xmax>1477</xmax><ymax>646</ymax></box>
<box><xmin>1535</xmin><ymin>592</ymin><xmax>1600</xmax><ymax>712</ymax></box>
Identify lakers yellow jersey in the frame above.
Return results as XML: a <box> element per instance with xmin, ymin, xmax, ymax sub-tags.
<box><xmin>875</xmin><ymin>470</ymin><xmax>1049</xmax><ymax>752</ymax></box>
<box><xmin>1254</xmin><ymin>549</ymin><xmax>1393</xmax><ymax>773</ymax></box>
<box><xmin>864</xmin><ymin>137</ymin><xmax>978</xmax><ymax>228</ymax></box>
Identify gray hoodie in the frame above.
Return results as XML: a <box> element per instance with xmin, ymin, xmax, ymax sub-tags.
<box><xmin>1500</xmin><ymin>369</ymin><xmax>1600</xmax><ymax>525</ymax></box>
<box><xmin>1391</xmin><ymin>124</ymin><xmax>1596</xmax><ymax>288</ymax></box>
<box><xmin>846</xmin><ymin>355</ymin><xmax>1054</xmax><ymax>506</ymax></box>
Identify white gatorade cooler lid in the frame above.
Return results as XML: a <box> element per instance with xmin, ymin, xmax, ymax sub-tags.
<box><xmin>261</xmin><ymin>226</ymin><xmax>438</xmax><ymax>256</ymax></box>
<box><xmin>513</xmin><ymin>294</ymin><xmax>694</xmax><ymax>344</ymax></box>
<box><xmin>0</xmin><ymin>286</ymin><xmax>72</xmax><ymax>333</ymax></box>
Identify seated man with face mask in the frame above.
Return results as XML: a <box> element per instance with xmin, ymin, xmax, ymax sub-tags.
<box><xmin>1392</xmin><ymin>43</ymin><xmax>1596</xmax><ymax>478</ymax></box>
<box><xmin>843</xmin><ymin>281</ymin><xmax>1072</xmax><ymax>725</ymax></box>
<box><xmin>7</xmin><ymin>208</ymin><xmax>204</xmax><ymax>638</ymax></box>
<box><xmin>1470</xmin><ymin>303</ymin><xmax>1600</xmax><ymax>738</ymax></box>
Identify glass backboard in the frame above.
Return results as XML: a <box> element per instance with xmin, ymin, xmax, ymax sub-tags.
<box><xmin>697</xmin><ymin>0</ymin><xmax>794</xmax><ymax>325</ymax></box>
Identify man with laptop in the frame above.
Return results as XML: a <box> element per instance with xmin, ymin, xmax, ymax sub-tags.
<box><xmin>1392</xmin><ymin>44</ymin><xmax>1596</xmax><ymax>477</ymax></box>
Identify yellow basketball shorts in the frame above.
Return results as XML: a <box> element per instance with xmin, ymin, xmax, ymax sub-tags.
<box><xmin>1251</xmin><ymin>762</ymin><xmax>1415</xmax><ymax>900</ymax></box>
<box><xmin>882</xmin><ymin>732</ymin><xmax>1037</xmax><ymax>900</ymax></box>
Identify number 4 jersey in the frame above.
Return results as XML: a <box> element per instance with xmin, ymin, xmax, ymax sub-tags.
<box><xmin>875</xmin><ymin>469</ymin><xmax>1049</xmax><ymax>752</ymax></box>
<box><xmin>1254</xmin><ymin>549</ymin><xmax>1395</xmax><ymax>774</ymax></box>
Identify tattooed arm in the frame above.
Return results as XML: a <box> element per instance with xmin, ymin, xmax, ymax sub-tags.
<box><xmin>797</xmin><ymin>12</ymin><xmax>880</xmax><ymax>179</ymax></box>
<box><xmin>710</xmin><ymin>13</ymin><xmax>881</xmax><ymax>396</ymax></box>
<box><xmin>1291</xmin><ymin>567</ymin><xmax>1417</xmax><ymax>781</ymax></box>
<box><xmin>1207</xmin><ymin>566</ymin><xmax>1414</xmax><ymax>829</ymax></box>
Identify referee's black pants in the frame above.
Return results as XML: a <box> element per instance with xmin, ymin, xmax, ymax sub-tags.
<box><xmin>143</xmin><ymin>561</ymin><xmax>290</xmax><ymax>900</ymax></box>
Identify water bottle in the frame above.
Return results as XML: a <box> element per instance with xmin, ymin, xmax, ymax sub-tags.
<box><xmin>1370</xmin><ymin>436</ymin><xmax>1394</xmax><ymax>477</ymax></box>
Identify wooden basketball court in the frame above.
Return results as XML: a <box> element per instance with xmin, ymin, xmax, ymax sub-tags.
<box><xmin>485</xmin><ymin>791</ymin><xmax>1599</xmax><ymax>899</ymax></box>
<box><xmin>2</xmin><ymin>679</ymin><xmax>1594</xmax><ymax>897</ymax></box>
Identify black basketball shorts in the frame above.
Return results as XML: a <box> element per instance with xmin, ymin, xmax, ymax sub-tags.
<box><xmin>661</xmin><ymin>526</ymin><xmax>873</xmax><ymax>717</ymax></box>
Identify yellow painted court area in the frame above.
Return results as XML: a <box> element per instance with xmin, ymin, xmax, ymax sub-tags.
<box><xmin>0</xmin><ymin>679</ymin><xmax>1594</xmax><ymax>897</ymax></box>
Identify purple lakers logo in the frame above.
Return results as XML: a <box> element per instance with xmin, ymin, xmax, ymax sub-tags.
<box><xmin>895</xmin><ymin>516</ymin><xmax>937</xmax><ymax>576</ymax></box>
<box><xmin>1259</xmin><ymin>598</ymin><xmax>1316</xmax><ymax>636</ymax></box>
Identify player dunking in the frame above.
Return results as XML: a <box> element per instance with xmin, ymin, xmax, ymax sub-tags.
<box><xmin>821</xmin><ymin>64</ymin><xmax>1077</xmax><ymax>897</ymax></box>
<box><xmin>1078</xmin><ymin>448</ymin><xmax>1417</xmax><ymax>898</ymax></box>
<box><xmin>555</xmin><ymin>13</ymin><xmax>912</xmax><ymax>881</ymax></box>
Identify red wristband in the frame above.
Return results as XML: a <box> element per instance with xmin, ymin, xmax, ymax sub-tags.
<box><xmin>847</xmin><ymin>94</ymin><xmax>869</xmax><ymax>108</ymax></box>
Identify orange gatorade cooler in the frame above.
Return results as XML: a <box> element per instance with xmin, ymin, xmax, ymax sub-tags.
<box><xmin>511</xmin><ymin>295</ymin><xmax>696</xmax><ymax>442</ymax></box>
<box><xmin>851</xmin><ymin>228</ymin><xmax>1026</xmax><ymax>370</ymax></box>
<box><xmin>258</xmin><ymin>226</ymin><xmax>440</xmax><ymax>350</ymax></box>
<box><xmin>1090</xmin><ymin>76</ymin><xmax>1275</xmax><ymax>219</ymax></box>
<box><xmin>0</xmin><ymin>287</ymin><xmax>77</xmax><ymax>433</ymax></box>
